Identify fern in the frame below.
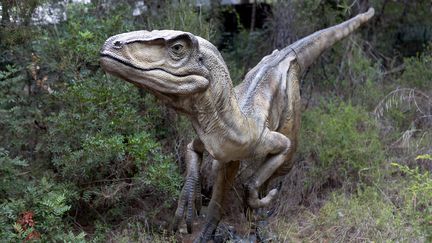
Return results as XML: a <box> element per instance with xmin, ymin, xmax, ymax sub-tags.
<box><xmin>374</xmin><ymin>88</ymin><xmax>432</xmax><ymax>119</ymax></box>
<box><xmin>374</xmin><ymin>88</ymin><xmax>432</xmax><ymax>151</ymax></box>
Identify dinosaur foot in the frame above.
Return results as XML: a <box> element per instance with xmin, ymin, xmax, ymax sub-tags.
<box><xmin>172</xmin><ymin>174</ymin><xmax>201</xmax><ymax>233</ymax></box>
<box><xmin>193</xmin><ymin>217</ymin><xmax>219</xmax><ymax>243</ymax></box>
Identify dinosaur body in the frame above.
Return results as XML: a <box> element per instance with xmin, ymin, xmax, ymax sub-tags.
<box><xmin>100</xmin><ymin>8</ymin><xmax>374</xmax><ymax>242</ymax></box>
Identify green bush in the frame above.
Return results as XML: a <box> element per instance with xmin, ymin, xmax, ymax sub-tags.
<box><xmin>33</xmin><ymin>3</ymin><xmax>133</xmax><ymax>83</ymax></box>
<box><xmin>0</xmin><ymin>64</ymin><xmax>47</xmax><ymax>159</ymax></box>
<box><xmin>1</xmin><ymin>2</ymin><xmax>187</xmax><ymax>239</ymax></box>
<box><xmin>42</xmin><ymin>73</ymin><xmax>181</xmax><ymax>215</ymax></box>
<box><xmin>300</xmin><ymin>101</ymin><xmax>384</xmax><ymax>188</ymax></box>
<box><xmin>398</xmin><ymin>44</ymin><xmax>432</xmax><ymax>90</ymax></box>
<box><xmin>0</xmin><ymin>148</ymin><xmax>29</xmax><ymax>203</ymax></box>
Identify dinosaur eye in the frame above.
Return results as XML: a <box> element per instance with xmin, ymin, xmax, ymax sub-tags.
<box><xmin>168</xmin><ymin>38</ymin><xmax>190</xmax><ymax>61</ymax></box>
<box><xmin>170</xmin><ymin>43</ymin><xmax>185</xmax><ymax>55</ymax></box>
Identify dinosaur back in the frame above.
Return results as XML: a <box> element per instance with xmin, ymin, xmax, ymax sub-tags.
<box><xmin>235</xmin><ymin>48</ymin><xmax>300</xmax><ymax>137</ymax></box>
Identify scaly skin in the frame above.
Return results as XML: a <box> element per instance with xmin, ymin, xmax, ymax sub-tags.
<box><xmin>100</xmin><ymin>8</ymin><xmax>374</xmax><ymax>242</ymax></box>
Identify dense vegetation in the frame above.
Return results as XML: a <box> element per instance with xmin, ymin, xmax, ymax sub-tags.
<box><xmin>0</xmin><ymin>0</ymin><xmax>431</xmax><ymax>242</ymax></box>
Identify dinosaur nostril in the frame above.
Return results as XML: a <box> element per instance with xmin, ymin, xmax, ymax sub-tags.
<box><xmin>113</xmin><ymin>40</ymin><xmax>123</xmax><ymax>49</ymax></box>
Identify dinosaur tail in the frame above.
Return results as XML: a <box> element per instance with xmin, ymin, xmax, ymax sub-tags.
<box><xmin>290</xmin><ymin>7</ymin><xmax>374</xmax><ymax>73</ymax></box>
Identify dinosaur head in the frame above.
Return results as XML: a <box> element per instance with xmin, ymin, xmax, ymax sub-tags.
<box><xmin>100</xmin><ymin>30</ymin><xmax>210</xmax><ymax>95</ymax></box>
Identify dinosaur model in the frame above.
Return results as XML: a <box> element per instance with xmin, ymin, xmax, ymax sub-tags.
<box><xmin>100</xmin><ymin>8</ymin><xmax>374</xmax><ymax>242</ymax></box>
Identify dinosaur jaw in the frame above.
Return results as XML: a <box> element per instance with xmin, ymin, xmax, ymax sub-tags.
<box><xmin>100</xmin><ymin>54</ymin><xmax>209</xmax><ymax>95</ymax></box>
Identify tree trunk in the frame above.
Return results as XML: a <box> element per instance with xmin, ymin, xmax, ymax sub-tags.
<box><xmin>1</xmin><ymin>0</ymin><xmax>11</xmax><ymax>25</ymax></box>
<box><xmin>250</xmin><ymin>0</ymin><xmax>256</xmax><ymax>32</ymax></box>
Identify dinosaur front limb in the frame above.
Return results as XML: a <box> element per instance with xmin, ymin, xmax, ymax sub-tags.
<box><xmin>195</xmin><ymin>160</ymin><xmax>240</xmax><ymax>243</ymax></box>
<box><xmin>173</xmin><ymin>139</ymin><xmax>204</xmax><ymax>233</ymax></box>
<box><xmin>245</xmin><ymin>131</ymin><xmax>291</xmax><ymax>208</ymax></box>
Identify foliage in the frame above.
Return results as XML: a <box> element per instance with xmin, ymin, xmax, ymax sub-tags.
<box><xmin>398</xmin><ymin>43</ymin><xmax>432</xmax><ymax>90</ymax></box>
<box><xmin>1</xmin><ymin>2</ymin><xmax>186</xmax><ymax>240</ymax></box>
<box><xmin>0</xmin><ymin>148</ymin><xmax>29</xmax><ymax>202</ymax></box>
<box><xmin>333</xmin><ymin>41</ymin><xmax>383</xmax><ymax>108</ymax></box>
<box><xmin>370</xmin><ymin>0</ymin><xmax>432</xmax><ymax>56</ymax></box>
<box><xmin>34</xmin><ymin>3</ymin><xmax>133</xmax><ymax>82</ymax></box>
<box><xmin>38</xmin><ymin>18</ymin><xmax>182</xmax><ymax>229</ymax></box>
<box><xmin>0</xmin><ymin>0</ymin><xmax>49</xmax><ymax>47</ymax></box>
<box><xmin>373</xmin><ymin>87</ymin><xmax>432</xmax><ymax>153</ymax></box>
<box><xmin>315</xmin><ymin>188</ymin><xmax>409</xmax><ymax>241</ymax></box>
<box><xmin>45</xmin><ymin>75</ymin><xmax>152</xmax><ymax>182</ymax></box>
<box><xmin>300</xmin><ymin>101</ymin><xmax>384</xmax><ymax>188</ymax></box>
<box><xmin>0</xmin><ymin>63</ymin><xmax>46</xmax><ymax>159</ymax></box>
<box><xmin>0</xmin><ymin>148</ymin><xmax>85</xmax><ymax>241</ymax></box>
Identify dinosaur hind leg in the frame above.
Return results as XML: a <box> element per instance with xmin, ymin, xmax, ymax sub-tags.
<box><xmin>194</xmin><ymin>160</ymin><xmax>240</xmax><ymax>243</ymax></box>
<box><xmin>245</xmin><ymin>130</ymin><xmax>291</xmax><ymax>208</ymax></box>
<box><xmin>172</xmin><ymin>139</ymin><xmax>204</xmax><ymax>233</ymax></box>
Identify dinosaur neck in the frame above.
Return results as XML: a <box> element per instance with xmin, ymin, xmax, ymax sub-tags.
<box><xmin>188</xmin><ymin>49</ymin><xmax>252</xmax><ymax>146</ymax></box>
<box><xmin>192</xmin><ymin>66</ymin><xmax>248</xmax><ymax>136</ymax></box>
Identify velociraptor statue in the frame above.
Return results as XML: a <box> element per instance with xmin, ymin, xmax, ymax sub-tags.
<box><xmin>100</xmin><ymin>8</ymin><xmax>375</xmax><ymax>242</ymax></box>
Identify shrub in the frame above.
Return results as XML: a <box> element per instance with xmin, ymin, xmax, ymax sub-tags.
<box><xmin>300</xmin><ymin>101</ymin><xmax>384</xmax><ymax>188</ymax></box>
<box><xmin>42</xmin><ymin>74</ymin><xmax>181</xmax><ymax>215</ymax></box>
<box><xmin>2</xmin><ymin>2</ymin><xmax>187</xmax><ymax>238</ymax></box>
<box><xmin>33</xmin><ymin>3</ymin><xmax>133</xmax><ymax>83</ymax></box>
<box><xmin>398</xmin><ymin>43</ymin><xmax>432</xmax><ymax>90</ymax></box>
<box><xmin>0</xmin><ymin>63</ymin><xmax>49</xmax><ymax>159</ymax></box>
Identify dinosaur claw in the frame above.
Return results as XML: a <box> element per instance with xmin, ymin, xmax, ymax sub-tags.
<box><xmin>187</xmin><ymin>221</ymin><xmax>192</xmax><ymax>234</ymax></box>
<box><xmin>186</xmin><ymin>201</ymin><xmax>194</xmax><ymax>233</ymax></box>
<box><xmin>171</xmin><ymin>219</ymin><xmax>179</xmax><ymax>232</ymax></box>
<box><xmin>195</xmin><ymin>190</ymin><xmax>202</xmax><ymax>216</ymax></box>
<box><xmin>268</xmin><ymin>188</ymin><xmax>278</xmax><ymax>197</ymax></box>
<box><xmin>277</xmin><ymin>181</ymin><xmax>282</xmax><ymax>191</ymax></box>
